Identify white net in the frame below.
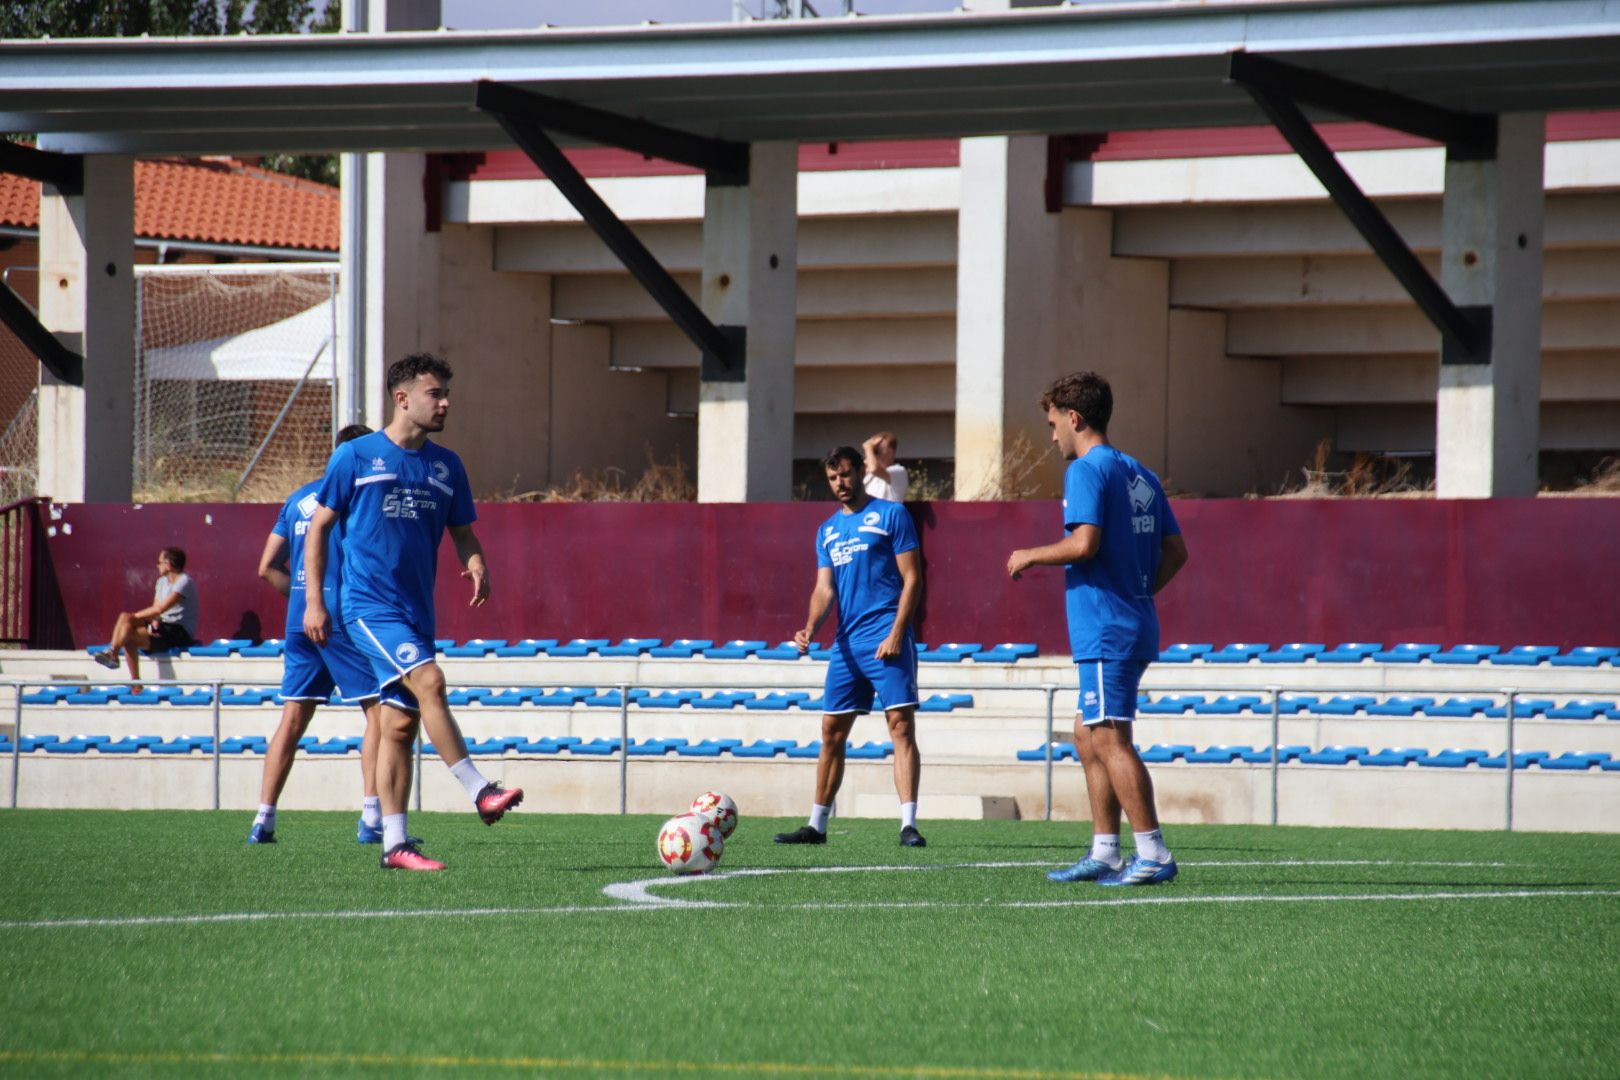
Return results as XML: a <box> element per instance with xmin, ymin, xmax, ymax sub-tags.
<box><xmin>134</xmin><ymin>264</ymin><xmax>340</xmax><ymax>502</ymax></box>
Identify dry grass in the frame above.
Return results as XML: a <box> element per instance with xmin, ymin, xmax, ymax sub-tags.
<box><xmin>958</xmin><ymin>431</ymin><xmax>1056</xmax><ymax>501</ymax></box>
<box><xmin>497</xmin><ymin>448</ymin><xmax>697</xmax><ymax>503</ymax></box>
<box><xmin>1271</xmin><ymin>438</ymin><xmax>1433</xmax><ymax>499</ymax></box>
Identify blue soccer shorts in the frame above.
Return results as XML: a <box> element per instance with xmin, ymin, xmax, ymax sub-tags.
<box><xmin>1075</xmin><ymin>658</ymin><xmax>1150</xmax><ymax>725</ymax></box>
<box><xmin>348</xmin><ymin>613</ymin><xmax>436</xmax><ymax>703</ymax></box>
<box><xmin>280</xmin><ymin>628</ymin><xmax>379</xmax><ymax>704</ymax></box>
<box><xmin>824</xmin><ymin>635</ymin><xmax>919</xmax><ymax>716</ymax></box>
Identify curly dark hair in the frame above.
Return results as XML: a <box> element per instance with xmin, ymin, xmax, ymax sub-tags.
<box><xmin>1039</xmin><ymin>372</ymin><xmax>1113</xmax><ymax>434</ymax></box>
<box><xmin>822</xmin><ymin>446</ymin><xmax>862</xmax><ymax>472</ymax></box>
<box><xmin>386</xmin><ymin>354</ymin><xmax>453</xmax><ymax>393</ymax></box>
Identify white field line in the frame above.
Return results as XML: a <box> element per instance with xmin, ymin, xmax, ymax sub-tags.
<box><xmin>2</xmin><ymin>860</ymin><xmax>1610</xmax><ymax>931</ymax></box>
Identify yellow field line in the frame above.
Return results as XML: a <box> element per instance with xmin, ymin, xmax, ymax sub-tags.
<box><xmin>0</xmin><ymin>1048</ymin><xmax>1189</xmax><ymax>1079</ymax></box>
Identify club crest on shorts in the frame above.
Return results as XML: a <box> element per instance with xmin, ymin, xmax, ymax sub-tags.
<box><xmin>395</xmin><ymin>641</ymin><xmax>420</xmax><ymax>664</ymax></box>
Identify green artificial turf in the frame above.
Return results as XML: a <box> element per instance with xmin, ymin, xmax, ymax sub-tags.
<box><xmin>1</xmin><ymin>810</ymin><xmax>1617</xmax><ymax>1079</ymax></box>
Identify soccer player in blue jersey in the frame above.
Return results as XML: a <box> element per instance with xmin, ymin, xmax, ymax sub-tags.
<box><xmin>303</xmin><ymin>354</ymin><xmax>521</xmax><ymax>872</ymax></box>
<box><xmin>775</xmin><ymin>446</ymin><xmax>927</xmax><ymax>848</ymax></box>
<box><xmin>247</xmin><ymin>424</ymin><xmax>408</xmax><ymax>846</ymax></box>
<box><xmin>1007</xmin><ymin>372</ymin><xmax>1188</xmax><ymax>886</ymax></box>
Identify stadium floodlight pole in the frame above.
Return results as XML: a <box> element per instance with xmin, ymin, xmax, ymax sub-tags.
<box><xmin>619</xmin><ymin>683</ymin><xmax>631</xmax><ymax>815</ymax></box>
<box><xmin>1267</xmin><ymin>685</ymin><xmax>1281</xmax><ymax>826</ymax></box>
<box><xmin>1504</xmin><ymin>689</ymin><xmax>1517</xmax><ymax>831</ymax></box>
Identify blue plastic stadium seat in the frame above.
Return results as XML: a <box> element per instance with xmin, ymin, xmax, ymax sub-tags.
<box><xmin>63</xmin><ymin>687</ymin><xmax>122</xmax><ymax>706</ymax></box>
<box><xmin>1157</xmin><ymin>643</ymin><xmax>1213</xmax><ymax>663</ymax></box>
<box><xmin>691</xmin><ymin>691</ymin><xmax>755</xmax><ymax>710</ymax></box>
<box><xmin>1371</xmin><ymin>643</ymin><xmax>1440</xmax><ymax>664</ymax></box>
<box><xmin>1488</xmin><ymin>645</ymin><xmax>1560</xmax><ymax>667</ymax></box>
<box><xmin>219</xmin><ymin>687</ymin><xmax>278</xmax><ymax>706</ymax></box>
<box><xmin>626</xmin><ymin>738</ymin><xmax>688</xmax><ymax>757</ymax></box>
<box><xmin>675</xmin><ymin>738</ymin><xmax>743</xmax><ymax>758</ymax></box>
<box><xmin>703</xmin><ymin>640</ymin><xmax>768</xmax><ymax>659</ymax></box>
<box><xmin>491</xmin><ymin>639</ymin><xmax>559</xmax><ymax>658</ymax></box>
<box><xmin>1313</xmin><ymin>695</ymin><xmax>1378</xmax><ymax>716</ymax></box>
<box><xmin>1416</xmin><ymin>747</ymin><xmax>1488</xmax><ymax>768</ymax></box>
<box><xmin>1478</xmin><ymin>750</ymin><xmax>1551</xmax><ymax>770</ymax></box>
<box><xmin>745</xmin><ymin>691</ymin><xmax>812</xmax><ymax>711</ymax></box>
<box><xmin>797</xmin><ymin>696</ymin><xmax>827</xmax><ymax>711</ymax></box>
<box><xmin>22</xmin><ymin>686</ymin><xmax>76</xmax><ymax>705</ymax></box>
<box><xmin>972</xmin><ymin>643</ymin><xmax>1039</xmax><ymax>663</ymax></box>
<box><xmin>466</xmin><ymin>736</ymin><xmax>523</xmax><ymax>755</ymax></box>
<box><xmin>1601</xmin><ymin>758</ymin><xmax>1620</xmax><ymax>772</ymax></box>
<box><xmin>17</xmin><ymin>734</ymin><xmax>60</xmax><ymax>752</ymax></box>
<box><xmin>1277</xmin><ymin>693</ymin><xmax>1321</xmax><ymax>715</ymax></box>
<box><xmin>97</xmin><ymin>735</ymin><xmax>165</xmax><ymax>754</ymax></box>
<box><xmin>440</xmin><ymin>638</ymin><xmax>507</xmax><ymax>657</ymax></box>
<box><xmin>1431</xmin><ymin>644</ymin><xmax>1500</xmax><ymax>665</ymax></box>
<box><xmin>1017</xmin><ymin>742</ymin><xmax>1077</xmax><ymax>762</ymax></box>
<box><xmin>919</xmin><ymin>693</ymin><xmax>975</xmax><ymax>713</ymax></box>
<box><xmin>150</xmin><ymin>735</ymin><xmax>213</xmax><ymax>755</ymax></box>
<box><xmin>785</xmin><ymin>740</ymin><xmax>823</xmax><ymax>759</ymax></box>
<box><xmin>1203</xmin><ymin>643</ymin><xmax>1268</xmax><ymax>664</ymax></box>
<box><xmin>448</xmin><ymin>687</ymin><xmax>494</xmax><ymax>706</ymax></box>
<box><xmin>641</xmin><ymin>689</ymin><xmax>701</xmax><ymax>708</ymax></box>
<box><xmin>1552</xmin><ymin>698</ymin><xmax>1620</xmax><ymax>720</ymax></box>
<box><xmin>1316</xmin><ymin>642</ymin><xmax>1384</xmax><ymax>664</ymax></box>
<box><xmin>756</xmin><ymin>641</ymin><xmax>807</xmax><ymax>661</ymax></box>
<box><xmin>305</xmin><ymin>736</ymin><xmax>361</xmax><ymax>755</ymax></box>
<box><xmin>1258</xmin><ymin>643</ymin><xmax>1326</xmax><ymax>663</ymax></box>
<box><xmin>1299</xmin><ymin>745</ymin><xmax>1370</xmax><ymax>765</ymax></box>
<box><xmin>118</xmin><ymin>687</ymin><xmax>177</xmax><ymax>705</ymax></box>
<box><xmin>585</xmin><ymin>688</ymin><xmax>651</xmax><ymax>708</ymax></box>
<box><xmin>532</xmin><ymin>687</ymin><xmax>594</xmax><ymax>707</ymax></box>
<box><xmin>1366</xmin><ymin>696</ymin><xmax>1436</xmax><ymax>717</ymax></box>
<box><xmin>1184</xmin><ymin>745</ymin><xmax>1250</xmax><ymax>764</ymax></box>
<box><xmin>1538</xmin><ymin>751</ymin><xmax>1610</xmax><ymax>771</ymax></box>
<box><xmin>1358</xmin><ymin>747</ymin><xmax>1430</xmax><ymax>767</ymax></box>
<box><xmin>219</xmin><ymin>735</ymin><xmax>269</xmax><ymax>755</ymax></box>
<box><xmin>434</xmin><ymin>639</ymin><xmax>456</xmax><ymax>651</ymax></box>
<box><xmin>168</xmin><ymin>688</ymin><xmax>216</xmax><ymax>706</ymax></box>
<box><xmin>238</xmin><ymin>639</ymin><xmax>285</xmax><ymax>657</ymax></box>
<box><xmin>547</xmin><ymin>638</ymin><xmax>610</xmax><ymax>658</ymax></box>
<box><xmin>1480</xmin><ymin>698</ymin><xmax>1557</xmax><ymax>719</ymax></box>
<box><xmin>1138</xmin><ymin>694</ymin><xmax>1204</xmax><ymax>715</ymax></box>
<box><xmin>1423</xmin><ymin>696</ymin><xmax>1496</xmax><ymax>718</ymax></box>
<box><xmin>512</xmin><ymin>736</ymin><xmax>579</xmax><ymax>754</ymax></box>
<box><xmin>187</xmin><ymin>638</ymin><xmax>251</xmax><ymax>657</ymax></box>
<box><xmin>568</xmin><ymin>737</ymin><xmax>624</xmax><ymax>755</ymax></box>
<box><xmin>647</xmin><ymin>639</ymin><xmax>715</xmax><ymax>658</ymax></box>
<box><xmin>918</xmin><ymin>643</ymin><xmax>982</xmax><ymax>663</ymax></box>
<box><xmin>1138</xmin><ymin>743</ymin><xmax>1195</xmax><ymax>764</ymax></box>
<box><xmin>1548</xmin><ymin>646</ymin><xmax>1620</xmax><ymax>668</ymax></box>
<box><xmin>45</xmin><ymin>735</ymin><xmax>110</xmax><ymax>754</ymax></box>
<box><xmin>597</xmin><ymin>638</ymin><xmax>662</xmax><ymax>657</ymax></box>
<box><xmin>845</xmin><ymin>740</ymin><xmax>894</xmax><ymax>760</ymax></box>
<box><xmin>730</xmin><ymin>739</ymin><xmax>798</xmax><ymax>759</ymax></box>
<box><xmin>1191</xmin><ymin>695</ymin><xmax>1263</xmax><ymax>715</ymax></box>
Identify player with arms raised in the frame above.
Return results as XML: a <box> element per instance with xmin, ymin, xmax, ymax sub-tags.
<box><xmin>304</xmin><ymin>354</ymin><xmax>521</xmax><ymax>872</ymax></box>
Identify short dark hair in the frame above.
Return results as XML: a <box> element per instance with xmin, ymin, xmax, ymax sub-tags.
<box><xmin>822</xmin><ymin>446</ymin><xmax>862</xmax><ymax>472</ymax></box>
<box><xmin>1040</xmin><ymin>372</ymin><xmax>1113</xmax><ymax>434</ymax></box>
<box><xmin>334</xmin><ymin>423</ymin><xmax>372</xmax><ymax>446</ymax></box>
<box><xmin>161</xmin><ymin>546</ymin><xmax>187</xmax><ymax>571</ymax></box>
<box><xmin>386</xmin><ymin>353</ymin><xmax>453</xmax><ymax>394</ymax></box>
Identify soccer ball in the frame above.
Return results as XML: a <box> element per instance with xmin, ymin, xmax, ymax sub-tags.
<box><xmin>657</xmin><ymin>814</ymin><xmax>724</xmax><ymax>875</ymax></box>
<box><xmin>689</xmin><ymin>791</ymin><xmax>738</xmax><ymax>838</ymax></box>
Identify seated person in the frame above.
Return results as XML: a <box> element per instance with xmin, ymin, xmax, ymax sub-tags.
<box><xmin>93</xmin><ymin>546</ymin><xmax>199</xmax><ymax>689</ymax></box>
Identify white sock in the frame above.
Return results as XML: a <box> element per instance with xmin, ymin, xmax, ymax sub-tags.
<box><xmin>808</xmin><ymin>804</ymin><xmax>831</xmax><ymax>833</ymax></box>
<box><xmin>900</xmin><ymin>802</ymin><xmax>918</xmax><ymax>830</ymax></box>
<box><xmin>361</xmin><ymin>796</ymin><xmax>382</xmax><ymax>828</ymax></box>
<box><xmin>254</xmin><ymin>804</ymin><xmax>276</xmax><ymax>829</ymax></box>
<box><xmin>1089</xmin><ymin>833</ymin><xmax>1121</xmax><ymax>867</ymax></box>
<box><xmin>382</xmin><ymin>813</ymin><xmax>409</xmax><ymax>851</ymax></box>
<box><xmin>1134</xmin><ymin>828</ymin><xmax>1171</xmax><ymax>863</ymax></box>
<box><xmin>449</xmin><ymin>757</ymin><xmax>489</xmax><ymax>802</ymax></box>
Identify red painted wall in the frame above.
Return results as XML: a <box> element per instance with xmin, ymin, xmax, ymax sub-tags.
<box><xmin>37</xmin><ymin>499</ymin><xmax>1620</xmax><ymax>654</ymax></box>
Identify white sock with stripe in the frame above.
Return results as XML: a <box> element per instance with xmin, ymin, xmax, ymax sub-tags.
<box><xmin>361</xmin><ymin>796</ymin><xmax>382</xmax><ymax>828</ymax></box>
<box><xmin>382</xmin><ymin>814</ymin><xmax>409</xmax><ymax>851</ymax></box>
<box><xmin>1134</xmin><ymin>829</ymin><xmax>1171</xmax><ymax>863</ymax></box>
<box><xmin>449</xmin><ymin>757</ymin><xmax>490</xmax><ymax>801</ymax></box>
<box><xmin>254</xmin><ymin>804</ymin><xmax>276</xmax><ymax>830</ymax></box>
<box><xmin>1089</xmin><ymin>833</ymin><xmax>1121</xmax><ymax>867</ymax></box>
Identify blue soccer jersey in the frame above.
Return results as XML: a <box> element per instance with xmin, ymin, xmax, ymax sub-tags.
<box><xmin>315</xmin><ymin>430</ymin><xmax>476</xmax><ymax>634</ymax></box>
<box><xmin>272</xmin><ymin>479</ymin><xmax>344</xmax><ymax>635</ymax></box>
<box><xmin>1061</xmin><ymin>445</ymin><xmax>1180</xmax><ymax>661</ymax></box>
<box><xmin>815</xmin><ymin>498</ymin><xmax>919</xmax><ymax>643</ymax></box>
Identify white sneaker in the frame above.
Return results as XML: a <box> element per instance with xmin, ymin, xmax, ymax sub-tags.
<box><xmin>92</xmin><ymin>650</ymin><xmax>119</xmax><ymax>669</ymax></box>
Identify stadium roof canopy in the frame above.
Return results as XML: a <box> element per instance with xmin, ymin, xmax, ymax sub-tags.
<box><xmin>1</xmin><ymin>0</ymin><xmax>1618</xmax><ymax>156</ymax></box>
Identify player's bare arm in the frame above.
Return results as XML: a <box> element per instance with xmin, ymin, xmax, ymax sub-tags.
<box><xmin>877</xmin><ymin>549</ymin><xmax>922</xmax><ymax>660</ymax></box>
<box><xmin>258</xmin><ymin>534</ymin><xmax>292</xmax><ymax>598</ymax></box>
<box><xmin>795</xmin><ymin>568</ymin><xmax>837</xmax><ymax>653</ymax></box>
<box><xmin>302</xmin><ymin>505</ymin><xmax>338</xmax><ymax>644</ymax></box>
<box><xmin>450</xmin><ymin>524</ymin><xmax>489</xmax><ymax>607</ymax></box>
<box><xmin>1153</xmin><ymin>533</ymin><xmax>1188</xmax><ymax>594</ymax></box>
<box><xmin>1007</xmin><ymin>526</ymin><xmax>1100</xmax><ymax>580</ymax></box>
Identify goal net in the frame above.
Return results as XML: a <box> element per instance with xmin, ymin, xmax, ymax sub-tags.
<box><xmin>134</xmin><ymin>263</ymin><xmax>340</xmax><ymax>502</ymax></box>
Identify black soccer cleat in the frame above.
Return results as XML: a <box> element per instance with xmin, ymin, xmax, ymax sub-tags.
<box><xmin>773</xmin><ymin>825</ymin><xmax>827</xmax><ymax>845</ymax></box>
<box><xmin>900</xmin><ymin>825</ymin><xmax>927</xmax><ymax>848</ymax></box>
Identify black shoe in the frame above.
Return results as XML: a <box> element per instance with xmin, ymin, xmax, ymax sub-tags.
<box><xmin>773</xmin><ymin>825</ymin><xmax>827</xmax><ymax>845</ymax></box>
<box><xmin>900</xmin><ymin>825</ymin><xmax>927</xmax><ymax>848</ymax></box>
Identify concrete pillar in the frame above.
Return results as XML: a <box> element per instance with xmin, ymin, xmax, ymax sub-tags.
<box><xmin>953</xmin><ymin>135</ymin><xmax>1060</xmax><ymax>500</ymax></box>
<box><xmin>696</xmin><ymin>142</ymin><xmax>798</xmax><ymax>503</ymax></box>
<box><xmin>1436</xmin><ymin>113</ymin><xmax>1545</xmax><ymax>497</ymax></box>
<box><xmin>37</xmin><ymin>156</ymin><xmax>134</xmax><ymax>503</ymax></box>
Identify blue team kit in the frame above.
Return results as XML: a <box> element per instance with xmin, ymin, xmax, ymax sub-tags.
<box><xmin>316</xmin><ymin>431</ymin><xmax>477</xmax><ymax>697</ymax></box>
<box><xmin>1062</xmin><ymin>445</ymin><xmax>1179</xmax><ymax>723</ymax></box>
<box><xmin>816</xmin><ymin>498</ymin><xmax>920</xmax><ymax>714</ymax></box>
<box><xmin>272</xmin><ymin>480</ymin><xmax>377</xmax><ymax>703</ymax></box>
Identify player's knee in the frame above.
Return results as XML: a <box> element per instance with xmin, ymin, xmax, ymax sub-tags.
<box><xmin>821</xmin><ymin>720</ymin><xmax>852</xmax><ymax>745</ymax></box>
<box><xmin>407</xmin><ymin>663</ymin><xmax>447</xmax><ymax>700</ymax></box>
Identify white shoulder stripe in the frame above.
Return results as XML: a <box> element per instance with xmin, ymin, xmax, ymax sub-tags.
<box><xmin>354</xmin><ymin>473</ymin><xmax>396</xmax><ymax>487</ymax></box>
<box><xmin>857</xmin><ymin>525</ymin><xmax>890</xmax><ymax>536</ymax></box>
<box><xmin>428</xmin><ymin>477</ymin><xmax>454</xmax><ymax>495</ymax></box>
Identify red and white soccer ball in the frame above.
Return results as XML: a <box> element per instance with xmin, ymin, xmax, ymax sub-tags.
<box><xmin>657</xmin><ymin>813</ymin><xmax>724</xmax><ymax>875</ymax></box>
<box><xmin>689</xmin><ymin>791</ymin><xmax>739</xmax><ymax>839</ymax></box>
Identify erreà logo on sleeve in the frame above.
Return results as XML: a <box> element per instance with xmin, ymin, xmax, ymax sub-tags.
<box><xmin>1128</xmin><ymin>474</ymin><xmax>1155</xmax><ymax>514</ymax></box>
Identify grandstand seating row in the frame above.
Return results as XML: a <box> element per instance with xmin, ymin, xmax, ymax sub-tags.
<box><xmin>5</xmin><ymin>733</ymin><xmax>1616</xmax><ymax>770</ymax></box>
<box><xmin>18</xmin><ymin>685</ymin><xmax>1620</xmax><ymax>719</ymax></box>
<box><xmin>80</xmin><ymin>640</ymin><xmax>1620</xmax><ymax>666</ymax></box>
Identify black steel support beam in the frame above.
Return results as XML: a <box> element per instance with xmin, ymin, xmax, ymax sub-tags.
<box><xmin>0</xmin><ymin>282</ymin><xmax>82</xmax><ymax>386</ymax></box>
<box><xmin>1229</xmin><ymin>54</ymin><xmax>1492</xmax><ymax>365</ymax></box>
<box><xmin>0</xmin><ymin>140</ymin><xmax>82</xmax><ymax>194</ymax></box>
<box><xmin>479</xmin><ymin>91</ymin><xmax>746</xmax><ymax>380</ymax></box>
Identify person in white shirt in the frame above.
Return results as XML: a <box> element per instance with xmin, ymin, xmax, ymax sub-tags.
<box><xmin>862</xmin><ymin>431</ymin><xmax>909</xmax><ymax>502</ymax></box>
<box><xmin>92</xmin><ymin>546</ymin><xmax>198</xmax><ymax>691</ymax></box>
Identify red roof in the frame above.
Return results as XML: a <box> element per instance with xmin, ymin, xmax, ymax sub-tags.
<box><xmin>0</xmin><ymin>156</ymin><xmax>337</xmax><ymax>252</ymax></box>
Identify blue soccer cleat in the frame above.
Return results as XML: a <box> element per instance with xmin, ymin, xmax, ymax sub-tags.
<box><xmin>1047</xmin><ymin>856</ymin><xmax>1122</xmax><ymax>883</ymax></box>
<box><xmin>357</xmin><ymin>818</ymin><xmax>423</xmax><ymax>846</ymax></box>
<box><xmin>1098</xmin><ymin>855</ymin><xmax>1178</xmax><ymax>886</ymax></box>
<box><xmin>246</xmin><ymin>823</ymin><xmax>276</xmax><ymax>845</ymax></box>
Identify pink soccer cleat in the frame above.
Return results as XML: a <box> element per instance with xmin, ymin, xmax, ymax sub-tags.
<box><xmin>474</xmin><ymin>782</ymin><xmax>524</xmax><ymax>825</ymax></box>
<box><xmin>380</xmin><ymin>842</ymin><xmax>446</xmax><ymax>872</ymax></box>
